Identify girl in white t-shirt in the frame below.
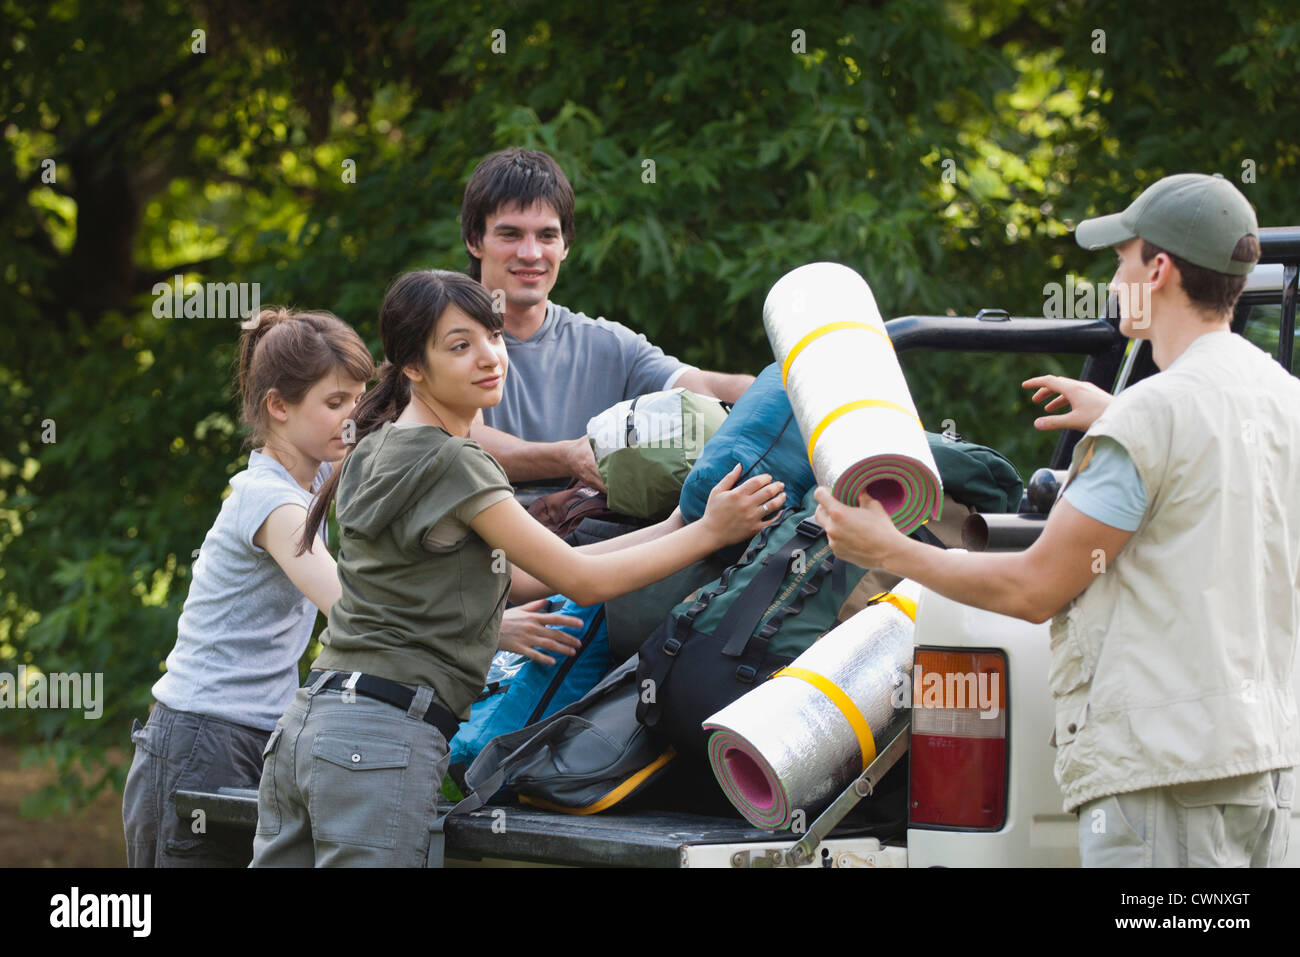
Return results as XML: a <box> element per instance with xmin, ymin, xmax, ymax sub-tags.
<box><xmin>122</xmin><ymin>307</ymin><xmax>373</xmax><ymax>867</ymax></box>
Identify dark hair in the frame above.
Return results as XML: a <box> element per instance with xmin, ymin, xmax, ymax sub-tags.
<box><xmin>236</xmin><ymin>306</ymin><xmax>375</xmax><ymax>452</ymax></box>
<box><xmin>299</xmin><ymin>270</ymin><xmax>503</xmax><ymax>554</ymax></box>
<box><xmin>1139</xmin><ymin>235</ymin><xmax>1261</xmax><ymax>317</ymax></box>
<box><xmin>460</xmin><ymin>148</ymin><xmax>576</xmax><ymax>280</ymax></box>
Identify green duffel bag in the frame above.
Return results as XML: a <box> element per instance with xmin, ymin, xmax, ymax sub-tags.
<box><xmin>587</xmin><ymin>388</ymin><xmax>730</xmax><ymax>521</ymax></box>
<box><xmin>925</xmin><ymin>431</ymin><xmax>1024</xmax><ymax>513</ymax></box>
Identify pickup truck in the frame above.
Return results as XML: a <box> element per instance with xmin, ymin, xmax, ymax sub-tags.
<box><xmin>177</xmin><ymin>226</ymin><xmax>1300</xmax><ymax>867</ymax></box>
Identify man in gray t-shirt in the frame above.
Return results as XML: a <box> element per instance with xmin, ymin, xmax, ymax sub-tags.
<box><xmin>481</xmin><ymin>300</ymin><xmax>691</xmax><ymax>443</ymax></box>
<box><xmin>462</xmin><ymin>148</ymin><xmax>754</xmax><ymax>489</ymax></box>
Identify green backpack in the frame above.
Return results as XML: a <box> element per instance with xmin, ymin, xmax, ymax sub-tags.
<box><xmin>634</xmin><ymin>487</ymin><xmax>878</xmax><ymax>757</ymax></box>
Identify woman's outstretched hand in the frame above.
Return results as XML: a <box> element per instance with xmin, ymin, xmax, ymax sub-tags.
<box><xmin>699</xmin><ymin>464</ymin><xmax>786</xmax><ymax>546</ymax></box>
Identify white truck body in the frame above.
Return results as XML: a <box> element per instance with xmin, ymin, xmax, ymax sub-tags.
<box><xmin>902</xmin><ymin>586</ymin><xmax>1300</xmax><ymax>869</ymax></box>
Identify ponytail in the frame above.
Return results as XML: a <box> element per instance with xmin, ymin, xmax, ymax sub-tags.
<box><xmin>298</xmin><ymin>360</ymin><xmax>412</xmax><ymax>555</ymax></box>
<box><xmin>236</xmin><ymin>307</ymin><xmax>296</xmax><ymax>432</ymax></box>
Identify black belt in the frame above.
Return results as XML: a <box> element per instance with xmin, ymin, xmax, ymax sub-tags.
<box><xmin>308</xmin><ymin>670</ymin><xmax>461</xmax><ymax>743</ymax></box>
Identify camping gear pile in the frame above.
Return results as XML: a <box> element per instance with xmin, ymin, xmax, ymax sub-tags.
<box><xmin>445</xmin><ymin>264</ymin><xmax>1023</xmax><ymax>831</ymax></box>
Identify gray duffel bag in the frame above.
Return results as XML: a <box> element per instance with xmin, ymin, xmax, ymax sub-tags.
<box><xmin>445</xmin><ymin>655</ymin><xmax>675</xmax><ymax>818</ymax></box>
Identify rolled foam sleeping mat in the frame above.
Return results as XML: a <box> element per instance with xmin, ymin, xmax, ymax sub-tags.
<box><xmin>762</xmin><ymin>262</ymin><xmax>942</xmax><ymax>533</ymax></box>
<box><xmin>703</xmin><ymin>580</ymin><xmax>920</xmax><ymax>830</ymax></box>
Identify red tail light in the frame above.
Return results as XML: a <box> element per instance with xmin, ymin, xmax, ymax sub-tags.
<box><xmin>908</xmin><ymin>649</ymin><xmax>1008</xmax><ymax>830</ymax></box>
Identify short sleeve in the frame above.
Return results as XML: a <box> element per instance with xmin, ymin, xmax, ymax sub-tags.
<box><xmin>606</xmin><ymin>320</ymin><xmax>691</xmax><ymax>400</ymax></box>
<box><xmin>422</xmin><ymin>487</ymin><xmax>514</xmax><ymax>551</ymax></box>
<box><xmin>450</xmin><ymin>487</ymin><xmax>514</xmax><ymax>525</ymax></box>
<box><xmin>662</xmin><ymin>365</ymin><xmax>695</xmax><ymax>390</ymax></box>
<box><xmin>1061</xmin><ymin>436</ymin><xmax>1149</xmax><ymax>531</ymax></box>
<box><xmin>236</xmin><ymin>477</ymin><xmax>311</xmax><ymax>553</ymax></box>
<box><xmin>405</xmin><ymin>442</ymin><xmax>514</xmax><ymax>549</ymax></box>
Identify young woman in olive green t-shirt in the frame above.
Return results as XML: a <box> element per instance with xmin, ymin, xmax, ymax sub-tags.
<box><xmin>250</xmin><ymin>270</ymin><xmax>783</xmax><ymax>866</ymax></box>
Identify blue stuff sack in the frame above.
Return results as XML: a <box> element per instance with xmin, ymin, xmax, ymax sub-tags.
<box><xmin>447</xmin><ymin>597</ymin><xmax>610</xmax><ymax>777</ymax></box>
<box><xmin>678</xmin><ymin>363</ymin><xmax>816</xmax><ymax>523</ymax></box>
<box><xmin>679</xmin><ymin>362</ymin><xmax>1024</xmax><ymax>520</ymax></box>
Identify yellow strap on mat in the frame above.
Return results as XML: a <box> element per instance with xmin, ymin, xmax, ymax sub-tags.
<box><xmin>774</xmin><ymin>666</ymin><xmax>876</xmax><ymax>769</ymax></box>
<box><xmin>865</xmin><ymin>591</ymin><xmax>918</xmax><ymax>622</ymax></box>
<box><xmin>780</xmin><ymin>321</ymin><xmax>893</xmax><ymax>385</ymax></box>
<box><xmin>807</xmin><ymin>399</ymin><xmax>923</xmax><ymax>461</ymax></box>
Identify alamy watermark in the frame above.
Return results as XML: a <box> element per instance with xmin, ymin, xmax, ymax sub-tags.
<box><xmin>151</xmin><ymin>274</ymin><xmax>261</xmax><ymax>320</ymax></box>
<box><xmin>50</xmin><ymin>887</ymin><xmax>150</xmax><ymax>937</ymax></box>
<box><xmin>1043</xmin><ymin>276</ymin><xmax>1151</xmax><ymax>328</ymax></box>
<box><xmin>892</xmin><ymin>664</ymin><xmax>1000</xmax><ymax>719</ymax></box>
<box><xmin>0</xmin><ymin>665</ymin><xmax>103</xmax><ymax>719</ymax></box>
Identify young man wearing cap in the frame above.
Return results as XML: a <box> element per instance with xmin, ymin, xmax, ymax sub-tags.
<box><xmin>461</xmin><ymin>148</ymin><xmax>753</xmax><ymax>492</ymax></box>
<box><xmin>814</xmin><ymin>173</ymin><xmax>1299</xmax><ymax>867</ymax></box>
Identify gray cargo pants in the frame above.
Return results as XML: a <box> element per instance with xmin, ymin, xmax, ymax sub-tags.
<box><xmin>122</xmin><ymin>702</ymin><xmax>271</xmax><ymax>867</ymax></box>
<box><xmin>1077</xmin><ymin>768</ymin><xmax>1294</xmax><ymax>867</ymax></box>
<box><xmin>250</xmin><ymin>670</ymin><xmax>452</xmax><ymax>868</ymax></box>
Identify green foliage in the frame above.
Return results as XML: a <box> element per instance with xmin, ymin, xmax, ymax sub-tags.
<box><xmin>2</xmin><ymin>0</ymin><xmax>1298</xmax><ymax>812</ymax></box>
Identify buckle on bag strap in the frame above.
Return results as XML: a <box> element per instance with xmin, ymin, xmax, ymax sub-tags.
<box><xmin>795</xmin><ymin>518</ymin><xmax>824</xmax><ymax>539</ymax></box>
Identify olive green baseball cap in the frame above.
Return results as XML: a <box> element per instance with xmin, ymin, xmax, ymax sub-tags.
<box><xmin>1075</xmin><ymin>173</ymin><xmax>1258</xmax><ymax>276</ymax></box>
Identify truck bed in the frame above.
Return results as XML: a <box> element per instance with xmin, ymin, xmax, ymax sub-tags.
<box><xmin>173</xmin><ymin>787</ymin><xmax>905</xmax><ymax>868</ymax></box>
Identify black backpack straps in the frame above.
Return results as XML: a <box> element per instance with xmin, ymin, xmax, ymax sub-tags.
<box><xmin>831</xmin><ymin>555</ymin><xmax>847</xmax><ymax>596</ymax></box>
<box><xmin>638</xmin><ymin>615</ymin><xmax>689</xmax><ymax>728</ymax></box>
<box><xmin>677</xmin><ymin>506</ymin><xmax>784</xmax><ymax>630</ymax></box>
<box><xmin>639</xmin><ymin>507</ymin><xmax>800</xmax><ymax>726</ymax></box>
<box><xmin>625</xmin><ymin>395</ymin><xmax>642</xmax><ymax>447</ymax></box>
<box><xmin>910</xmin><ymin>523</ymin><xmax>947</xmax><ymax>549</ymax></box>
<box><xmin>638</xmin><ymin>663</ymin><xmax>667</xmax><ymax>727</ymax></box>
<box><xmin>448</xmin><ymin>658</ymin><xmax>637</xmax><ymax>818</ymax></box>
<box><xmin>760</xmin><ymin>549</ymin><xmax>838</xmax><ymax>638</ymax></box>
<box><xmin>717</xmin><ymin>517</ymin><xmax>825</xmax><ymax>657</ymax></box>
